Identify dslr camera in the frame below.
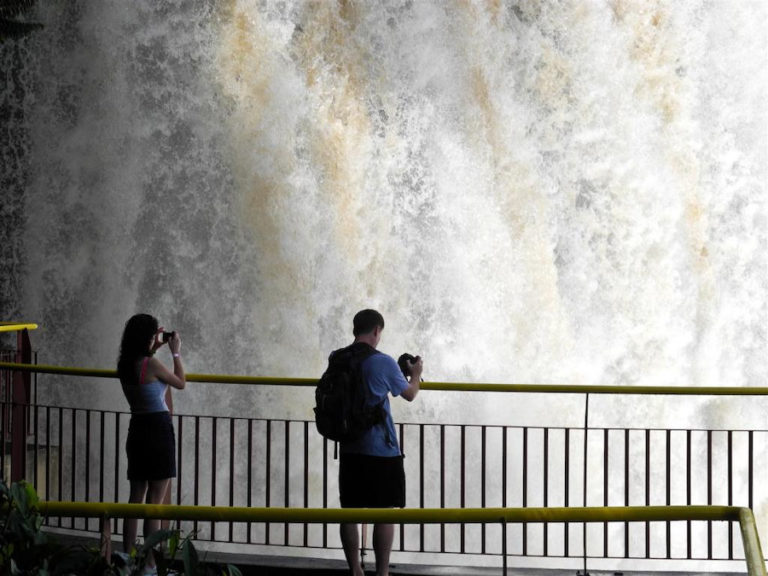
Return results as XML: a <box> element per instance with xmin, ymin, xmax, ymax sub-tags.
<box><xmin>397</xmin><ymin>353</ymin><xmax>421</xmax><ymax>378</ymax></box>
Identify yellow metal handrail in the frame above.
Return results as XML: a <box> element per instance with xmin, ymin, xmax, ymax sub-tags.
<box><xmin>38</xmin><ymin>502</ymin><xmax>765</xmax><ymax>575</ymax></box>
<box><xmin>0</xmin><ymin>323</ymin><xmax>38</xmax><ymax>333</ymax></box>
<box><xmin>3</xmin><ymin>361</ymin><xmax>768</xmax><ymax>395</ymax></box>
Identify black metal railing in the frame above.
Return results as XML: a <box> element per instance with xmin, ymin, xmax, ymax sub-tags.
<box><xmin>3</xmin><ymin>398</ymin><xmax>761</xmax><ymax>566</ymax></box>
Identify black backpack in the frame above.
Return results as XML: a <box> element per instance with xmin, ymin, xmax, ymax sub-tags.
<box><xmin>314</xmin><ymin>342</ymin><xmax>384</xmax><ymax>443</ymax></box>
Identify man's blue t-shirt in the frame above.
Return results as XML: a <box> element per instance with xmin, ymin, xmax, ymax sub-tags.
<box><xmin>340</xmin><ymin>352</ymin><xmax>409</xmax><ymax>458</ymax></box>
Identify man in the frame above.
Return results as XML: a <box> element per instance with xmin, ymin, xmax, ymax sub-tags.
<box><xmin>337</xmin><ymin>309</ymin><xmax>422</xmax><ymax>576</ymax></box>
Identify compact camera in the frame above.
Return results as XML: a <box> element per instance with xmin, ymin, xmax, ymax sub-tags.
<box><xmin>161</xmin><ymin>331</ymin><xmax>176</xmax><ymax>343</ymax></box>
<box><xmin>397</xmin><ymin>353</ymin><xmax>420</xmax><ymax>378</ymax></box>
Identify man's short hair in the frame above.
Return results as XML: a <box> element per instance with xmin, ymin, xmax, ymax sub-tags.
<box><xmin>353</xmin><ymin>309</ymin><xmax>385</xmax><ymax>337</ymax></box>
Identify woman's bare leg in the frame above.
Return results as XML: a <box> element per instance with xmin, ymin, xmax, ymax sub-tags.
<box><xmin>124</xmin><ymin>481</ymin><xmax>148</xmax><ymax>554</ymax></box>
<box><xmin>142</xmin><ymin>478</ymin><xmax>171</xmax><ymax>567</ymax></box>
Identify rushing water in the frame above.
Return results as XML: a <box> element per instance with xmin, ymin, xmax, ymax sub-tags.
<box><xmin>1</xmin><ymin>1</ymin><xmax>766</xmax><ymax>570</ymax></box>
<box><xmin>1</xmin><ymin>0</ymin><xmax>766</xmax><ymax>426</ymax></box>
<box><xmin>2</xmin><ymin>0</ymin><xmax>768</xmax><ymax>404</ymax></box>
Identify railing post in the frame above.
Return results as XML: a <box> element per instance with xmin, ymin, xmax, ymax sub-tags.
<box><xmin>580</xmin><ymin>392</ymin><xmax>590</xmax><ymax>576</ymax></box>
<box><xmin>11</xmin><ymin>328</ymin><xmax>31</xmax><ymax>482</ymax></box>
<box><xmin>162</xmin><ymin>387</ymin><xmax>173</xmax><ymax>530</ymax></box>
<box><xmin>501</xmin><ymin>518</ymin><xmax>507</xmax><ymax>576</ymax></box>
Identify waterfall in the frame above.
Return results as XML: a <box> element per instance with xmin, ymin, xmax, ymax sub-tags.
<box><xmin>2</xmin><ymin>1</ymin><xmax>767</xmax><ymax>569</ymax></box>
<box><xmin>1</xmin><ymin>0</ymin><xmax>766</xmax><ymax>419</ymax></box>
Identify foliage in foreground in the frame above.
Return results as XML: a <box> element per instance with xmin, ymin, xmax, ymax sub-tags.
<box><xmin>0</xmin><ymin>479</ymin><xmax>242</xmax><ymax>575</ymax></box>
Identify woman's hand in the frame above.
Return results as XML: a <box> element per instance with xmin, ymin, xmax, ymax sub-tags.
<box><xmin>168</xmin><ymin>331</ymin><xmax>181</xmax><ymax>356</ymax></box>
<box><xmin>151</xmin><ymin>328</ymin><xmax>166</xmax><ymax>353</ymax></box>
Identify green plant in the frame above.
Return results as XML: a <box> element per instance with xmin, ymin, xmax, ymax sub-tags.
<box><xmin>1</xmin><ymin>479</ymin><xmax>242</xmax><ymax>575</ymax></box>
<box><xmin>0</xmin><ymin>479</ymin><xmax>97</xmax><ymax>574</ymax></box>
<box><xmin>124</xmin><ymin>527</ymin><xmax>242</xmax><ymax>576</ymax></box>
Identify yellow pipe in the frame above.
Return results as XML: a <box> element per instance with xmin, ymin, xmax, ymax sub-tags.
<box><xmin>0</xmin><ymin>323</ymin><xmax>38</xmax><ymax>333</ymax></box>
<box><xmin>37</xmin><ymin>502</ymin><xmax>743</xmax><ymax>523</ymax></box>
<box><xmin>740</xmin><ymin>508</ymin><xmax>768</xmax><ymax>576</ymax></box>
<box><xmin>36</xmin><ymin>503</ymin><xmax>764</xmax><ymax>574</ymax></box>
<box><xmin>4</xmin><ymin>361</ymin><xmax>768</xmax><ymax>395</ymax></box>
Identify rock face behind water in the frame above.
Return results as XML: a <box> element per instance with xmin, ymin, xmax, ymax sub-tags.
<box><xmin>0</xmin><ymin>1</ymin><xmax>766</xmax><ymax>414</ymax></box>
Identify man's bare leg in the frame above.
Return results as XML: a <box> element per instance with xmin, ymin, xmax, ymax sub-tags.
<box><xmin>373</xmin><ymin>523</ymin><xmax>394</xmax><ymax>576</ymax></box>
<box><xmin>340</xmin><ymin>523</ymin><xmax>365</xmax><ymax>576</ymax></box>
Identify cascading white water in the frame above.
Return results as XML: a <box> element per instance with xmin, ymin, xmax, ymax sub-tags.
<box><xmin>4</xmin><ymin>0</ymin><xmax>764</xmax><ymax>399</ymax></box>
<box><xmin>1</xmin><ymin>0</ymin><xmax>767</xmax><ymax>564</ymax></box>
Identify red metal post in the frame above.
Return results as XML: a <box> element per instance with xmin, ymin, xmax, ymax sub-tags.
<box><xmin>11</xmin><ymin>328</ymin><xmax>31</xmax><ymax>481</ymax></box>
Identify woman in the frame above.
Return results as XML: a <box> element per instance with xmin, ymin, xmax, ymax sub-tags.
<box><xmin>117</xmin><ymin>313</ymin><xmax>185</xmax><ymax>573</ymax></box>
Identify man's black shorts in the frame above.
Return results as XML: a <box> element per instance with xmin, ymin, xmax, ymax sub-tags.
<box><xmin>339</xmin><ymin>453</ymin><xmax>405</xmax><ymax>508</ymax></box>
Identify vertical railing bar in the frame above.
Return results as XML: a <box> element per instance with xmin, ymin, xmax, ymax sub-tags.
<box><xmin>284</xmin><ymin>420</ymin><xmax>290</xmax><ymax>546</ymax></box>
<box><xmin>564</xmin><ymin>427</ymin><xmax>569</xmax><ymax>557</ymax></box>
<box><xmin>707</xmin><ymin>430</ymin><xmax>712</xmax><ymax>560</ymax></box>
<box><xmin>748</xmin><ymin>430</ymin><xmax>754</xmax><ymax>511</ymax></box>
<box><xmin>543</xmin><ymin>427</ymin><xmax>549</xmax><ymax>558</ymax></box>
<box><xmin>99</xmin><ymin>412</ymin><xmax>105</xmax><ymax>505</ymax></box>
<box><xmin>58</xmin><ymin>407</ymin><xmax>63</xmax><ymax>527</ymax></box>
<box><xmin>666</xmin><ymin>429</ymin><xmax>671</xmax><ymax>560</ymax></box>
<box><xmin>502</xmin><ymin>427</ymin><xmax>508</xmax><ymax>509</ymax></box>
<box><xmin>440</xmin><ymin>424</ymin><xmax>445</xmax><ymax>553</ymax></box>
<box><xmin>523</xmin><ymin>426</ymin><xmax>528</xmax><ymax>558</ymax></box>
<box><xmin>31</xmin><ymin>351</ymin><xmax>37</xmax><ymax>408</ymax></box>
<box><xmin>211</xmin><ymin>416</ymin><xmax>218</xmax><ymax>541</ymax></box>
<box><xmin>303</xmin><ymin>421</ymin><xmax>309</xmax><ymax>548</ymax></box>
<box><xmin>460</xmin><ymin>425</ymin><xmax>466</xmax><ymax>555</ymax></box>
<box><xmin>502</xmin><ymin>519</ymin><xmax>507</xmax><ymax>576</ymax></box>
<box><xmin>176</xmin><ymin>416</ymin><xmax>183</xmax><ymax>507</ymax></box>
<box><xmin>686</xmin><ymin>429</ymin><xmax>692</xmax><ymax>560</ymax></box>
<box><xmin>113</xmin><ymin>412</ymin><xmax>120</xmax><ymax>534</ymax></box>
<box><xmin>229</xmin><ymin>418</ymin><xmax>235</xmax><ymax>543</ymax></box>
<box><xmin>266</xmin><ymin>420</ymin><xmax>272</xmax><ymax>546</ymax></box>
<box><xmin>70</xmin><ymin>409</ymin><xmax>76</xmax><ymax>528</ymax></box>
<box><xmin>46</xmin><ymin>405</ymin><xmax>51</xmax><ymax>502</ymax></box>
<box><xmin>645</xmin><ymin>428</ymin><xmax>650</xmax><ymax>559</ymax></box>
<box><xmin>194</xmin><ymin>415</ymin><xmax>200</xmax><ymax>537</ymax></box>
<box><xmin>603</xmin><ymin>428</ymin><xmax>608</xmax><ymax>558</ymax></box>
<box><xmin>419</xmin><ymin>423</ymin><xmax>425</xmax><ymax>553</ymax></box>
<box><xmin>481</xmin><ymin>425</ymin><xmax>487</xmax><ymax>555</ymax></box>
<box><xmin>1</xmin><ymin>371</ymin><xmax>5</xmax><ymax>479</ymax></box>
<box><xmin>728</xmin><ymin>430</ymin><xmax>733</xmax><ymax>560</ymax></box>
<box><xmin>247</xmin><ymin>419</ymin><xmax>253</xmax><ymax>545</ymax></box>
<box><xmin>1</xmin><ymin>366</ymin><xmax>5</xmax><ymax>479</ymax></box>
<box><xmin>85</xmin><ymin>410</ymin><xmax>91</xmax><ymax>510</ymax></box>
<box><xmin>624</xmin><ymin>428</ymin><xmax>630</xmax><ymax>559</ymax></box>
<box><xmin>582</xmin><ymin>393</ymin><xmax>590</xmax><ymax>575</ymax></box>
<box><xmin>399</xmin><ymin>422</ymin><xmax>405</xmax><ymax>552</ymax></box>
<box><xmin>33</xmin><ymin>404</ymin><xmax>39</xmax><ymax>491</ymax></box>
<box><xmin>322</xmin><ymin>436</ymin><xmax>328</xmax><ymax>548</ymax></box>
<box><xmin>1</xmin><ymin>383</ymin><xmax>6</xmax><ymax>486</ymax></box>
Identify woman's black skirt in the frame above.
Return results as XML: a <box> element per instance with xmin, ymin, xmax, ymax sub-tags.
<box><xmin>126</xmin><ymin>411</ymin><xmax>176</xmax><ymax>481</ymax></box>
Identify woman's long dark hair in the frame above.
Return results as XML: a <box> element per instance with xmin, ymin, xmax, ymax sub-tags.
<box><xmin>117</xmin><ymin>314</ymin><xmax>158</xmax><ymax>385</ymax></box>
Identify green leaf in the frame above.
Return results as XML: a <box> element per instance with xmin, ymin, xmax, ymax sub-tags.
<box><xmin>141</xmin><ymin>528</ymin><xmax>175</xmax><ymax>551</ymax></box>
<box><xmin>226</xmin><ymin>564</ymin><xmax>243</xmax><ymax>576</ymax></box>
<box><xmin>181</xmin><ymin>538</ymin><xmax>198</xmax><ymax>576</ymax></box>
<box><xmin>168</xmin><ymin>530</ymin><xmax>179</xmax><ymax>558</ymax></box>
